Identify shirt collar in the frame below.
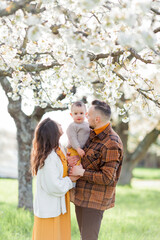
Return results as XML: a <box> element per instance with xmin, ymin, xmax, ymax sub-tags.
<box><xmin>94</xmin><ymin>123</ymin><xmax>110</xmax><ymax>135</ymax></box>
<box><xmin>90</xmin><ymin>123</ymin><xmax>111</xmax><ymax>140</ymax></box>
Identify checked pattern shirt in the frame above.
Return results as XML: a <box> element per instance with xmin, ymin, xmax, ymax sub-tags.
<box><xmin>74</xmin><ymin>123</ymin><xmax>123</xmax><ymax>210</ymax></box>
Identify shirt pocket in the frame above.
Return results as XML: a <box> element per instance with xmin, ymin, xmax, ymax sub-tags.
<box><xmin>83</xmin><ymin>149</ymin><xmax>101</xmax><ymax>170</ymax></box>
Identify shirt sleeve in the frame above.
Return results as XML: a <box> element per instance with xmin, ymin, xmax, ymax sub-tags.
<box><xmin>40</xmin><ymin>154</ymin><xmax>74</xmax><ymax>197</ymax></box>
<box><xmin>82</xmin><ymin>147</ymin><xmax>122</xmax><ymax>186</ymax></box>
<box><xmin>66</xmin><ymin>123</ymin><xmax>81</xmax><ymax>150</ymax></box>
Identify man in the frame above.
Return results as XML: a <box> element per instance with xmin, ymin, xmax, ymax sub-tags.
<box><xmin>69</xmin><ymin>100</ymin><xmax>123</xmax><ymax>240</ymax></box>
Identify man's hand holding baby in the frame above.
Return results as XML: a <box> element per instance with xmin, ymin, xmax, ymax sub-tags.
<box><xmin>69</xmin><ymin>164</ymin><xmax>85</xmax><ymax>177</ymax></box>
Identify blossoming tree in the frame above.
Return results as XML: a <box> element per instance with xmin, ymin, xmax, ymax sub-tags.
<box><xmin>0</xmin><ymin>0</ymin><xmax>160</xmax><ymax>209</ymax></box>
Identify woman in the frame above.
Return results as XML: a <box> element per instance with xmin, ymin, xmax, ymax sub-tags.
<box><xmin>31</xmin><ymin>118</ymin><xmax>79</xmax><ymax>240</ymax></box>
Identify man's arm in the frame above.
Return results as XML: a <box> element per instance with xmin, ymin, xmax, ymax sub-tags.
<box><xmin>71</xmin><ymin>147</ymin><xmax>122</xmax><ymax>186</ymax></box>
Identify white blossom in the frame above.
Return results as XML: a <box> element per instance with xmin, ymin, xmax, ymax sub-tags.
<box><xmin>26</xmin><ymin>16</ymin><xmax>41</xmax><ymax>26</ymax></box>
<box><xmin>27</xmin><ymin>25</ymin><xmax>45</xmax><ymax>41</ymax></box>
<box><xmin>122</xmin><ymin>116</ymin><xmax>129</xmax><ymax>123</ymax></box>
<box><xmin>0</xmin><ymin>0</ymin><xmax>159</xmax><ymax>121</ymax></box>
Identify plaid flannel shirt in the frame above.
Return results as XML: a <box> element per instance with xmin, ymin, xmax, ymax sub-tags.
<box><xmin>74</xmin><ymin>123</ymin><xmax>123</xmax><ymax>210</ymax></box>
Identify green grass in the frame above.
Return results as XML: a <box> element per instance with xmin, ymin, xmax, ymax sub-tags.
<box><xmin>133</xmin><ymin>167</ymin><xmax>160</xmax><ymax>180</ymax></box>
<box><xmin>0</xmin><ymin>179</ymin><xmax>33</xmax><ymax>240</ymax></box>
<box><xmin>0</xmin><ymin>168</ymin><xmax>160</xmax><ymax>240</ymax></box>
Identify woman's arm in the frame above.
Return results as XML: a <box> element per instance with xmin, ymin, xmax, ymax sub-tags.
<box><xmin>40</xmin><ymin>153</ymin><xmax>74</xmax><ymax>197</ymax></box>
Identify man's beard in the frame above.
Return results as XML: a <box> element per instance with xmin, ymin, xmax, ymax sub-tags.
<box><xmin>89</xmin><ymin>125</ymin><xmax>94</xmax><ymax>129</ymax></box>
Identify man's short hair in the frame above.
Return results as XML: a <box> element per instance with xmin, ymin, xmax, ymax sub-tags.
<box><xmin>71</xmin><ymin>101</ymin><xmax>86</xmax><ymax>112</ymax></box>
<box><xmin>92</xmin><ymin>100</ymin><xmax>111</xmax><ymax>119</ymax></box>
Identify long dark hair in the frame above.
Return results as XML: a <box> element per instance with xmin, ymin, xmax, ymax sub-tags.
<box><xmin>30</xmin><ymin>118</ymin><xmax>60</xmax><ymax>176</ymax></box>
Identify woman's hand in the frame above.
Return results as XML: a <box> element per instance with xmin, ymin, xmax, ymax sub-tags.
<box><xmin>67</xmin><ymin>154</ymin><xmax>80</xmax><ymax>167</ymax></box>
<box><xmin>69</xmin><ymin>164</ymin><xmax>85</xmax><ymax>177</ymax></box>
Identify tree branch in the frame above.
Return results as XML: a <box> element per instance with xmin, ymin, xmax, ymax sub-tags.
<box><xmin>88</xmin><ymin>50</ymin><xmax>125</xmax><ymax>61</ymax></box>
<box><xmin>0</xmin><ymin>0</ymin><xmax>33</xmax><ymax>17</ymax></box>
<box><xmin>154</xmin><ymin>27</ymin><xmax>160</xmax><ymax>33</ymax></box>
<box><xmin>90</xmin><ymin>47</ymin><xmax>151</xmax><ymax>64</ymax></box>
<box><xmin>25</xmin><ymin>3</ymin><xmax>46</xmax><ymax>14</ymax></box>
<box><xmin>56</xmin><ymin>92</ymin><xmax>66</xmax><ymax>101</ymax></box>
<box><xmin>0</xmin><ymin>77</ymin><xmax>23</xmax><ymax>118</ymax></box>
<box><xmin>17</xmin><ymin>50</ymin><xmax>57</xmax><ymax>60</ymax></box>
<box><xmin>32</xmin><ymin>85</ymin><xmax>76</xmax><ymax>118</ymax></box>
<box><xmin>137</xmin><ymin>88</ymin><xmax>160</xmax><ymax>107</ymax></box>
<box><xmin>20</xmin><ymin>28</ymin><xmax>29</xmax><ymax>52</ymax></box>
<box><xmin>32</xmin><ymin>105</ymin><xmax>68</xmax><ymax>121</ymax></box>
<box><xmin>112</xmin><ymin>70</ymin><xmax>127</xmax><ymax>82</ymax></box>
<box><xmin>113</xmin><ymin>71</ymin><xmax>160</xmax><ymax>107</ymax></box>
<box><xmin>0</xmin><ymin>68</ymin><xmax>13</xmax><ymax>77</ymax></box>
<box><xmin>20</xmin><ymin>62</ymin><xmax>61</xmax><ymax>72</ymax></box>
<box><xmin>0</xmin><ymin>76</ymin><xmax>12</xmax><ymax>93</ymax></box>
<box><xmin>151</xmin><ymin>7</ymin><xmax>160</xmax><ymax>15</ymax></box>
<box><xmin>128</xmin><ymin>48</ymin><xmax>152</xmax><ymax>64</ymax></box>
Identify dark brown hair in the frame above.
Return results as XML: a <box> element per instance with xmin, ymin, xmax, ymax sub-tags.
<box><xmin>71</xmin><ymin>101</ymin><xmax>86</xmax><ymax>112</ymax></box>
<box><xmin>30</xmin><ymin>118</ymin><xmax>60</xmax><ymax>176</ymax></box>
<box><xmin>92</xmin><ymin>100</ymin><xmax>111</xmax><ymax>119</ymax></box>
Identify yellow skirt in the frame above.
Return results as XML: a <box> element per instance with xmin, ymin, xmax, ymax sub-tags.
<box><xmin>32</xmin><ymin>192</ymin><xmax>71</xmax><ymax>240</ymax></box>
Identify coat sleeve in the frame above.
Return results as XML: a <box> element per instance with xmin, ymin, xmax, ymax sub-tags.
<box><xmin>40</xmin><ymin>153</ymin><xmax>74</xmax><ymax>197</ymax></box>
<box><xmin>66</xmin><ymin>123</ymin><xmax>81</xmax><ymax>150</ymax></box>
<box><xmin>82</xmin><ymin>146</ymin><xmax>122</xmax><ymax>186</ymax></box>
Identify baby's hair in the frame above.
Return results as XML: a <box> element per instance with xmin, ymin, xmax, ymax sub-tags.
<box><xmin>71</xmin><ymin>101</ymin><xmax>86</xmax><ymax>112</ymax></box>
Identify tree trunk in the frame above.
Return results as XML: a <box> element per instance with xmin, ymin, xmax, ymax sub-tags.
<box><xmin>115</xmin><ymin>120</ymin><xmax>133</xmax><ymax>185</ymax></box>
<box><xmin>119</xmin><ymin>127</ymin><xmax>160</xmax><ymax>185</ymax></box>
<box><xmin>118</xmin><ymin>158</ymin><xmax>135</xmax><ymax>185</ymax></box>
<box><xmin>7</xmin><ymin>99</ymin><xmax>39</xmax><ymax>210</ymax></box>
<box><xmin>115</xmin><ymin>119</ymin><xmax>129</xmax><ymax>158</ymax></box>
<box><xmin>15</xmin><ymin>116</ymin><xmax>38</xmax><ymax>210</ymax></box>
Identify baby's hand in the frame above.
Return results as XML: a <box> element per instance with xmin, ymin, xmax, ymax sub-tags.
<box><xmin>77</xmin><ymin>148</ymin><xmax>85</xmax><ymax>157</ymax></box>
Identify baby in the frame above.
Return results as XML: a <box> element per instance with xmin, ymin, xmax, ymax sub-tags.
<box><xmin>66</xmin><ymin>101</ymin><xmax>90</xmax><ymax>165</ymax></box>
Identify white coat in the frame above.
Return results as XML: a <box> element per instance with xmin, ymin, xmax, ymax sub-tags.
<box><xmin>33</xmin><ymin>150</ymin><xmax>74</xmax><ymax>218</ymax></box>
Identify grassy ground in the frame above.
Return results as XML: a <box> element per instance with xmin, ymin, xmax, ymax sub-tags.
<box><xmin>0</xmin><ymin>168</ymin><xmax>160</xmax><ymax>240</ymax></box>
<box><xmin>133</xmin><ymin>167</ymin><xmax>160</xmax><ymax>180</ymax></box>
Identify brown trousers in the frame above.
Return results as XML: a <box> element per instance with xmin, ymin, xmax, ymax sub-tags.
<box><xmin>75</xmin><ymin>205</ymin><xmax>104</xmax><ymax>240</ymax></box>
